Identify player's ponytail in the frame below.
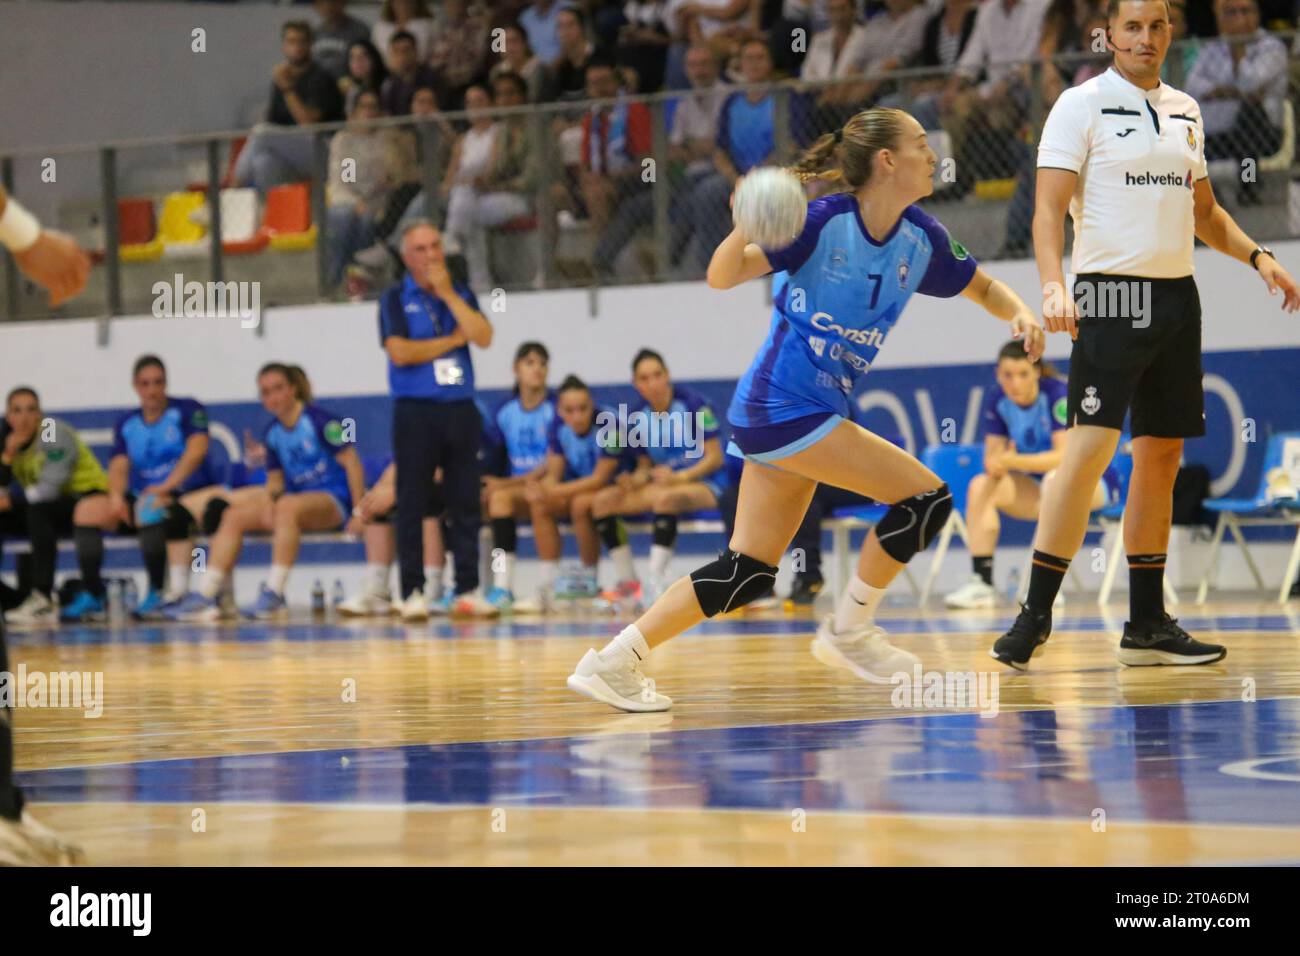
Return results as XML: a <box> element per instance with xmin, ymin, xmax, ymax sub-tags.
<box><xmin>790</xmin><ymin>108</ymin><xmax>910</xmax><ymax>192</ymax></box>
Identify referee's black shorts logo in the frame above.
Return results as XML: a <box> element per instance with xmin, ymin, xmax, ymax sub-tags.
<box><xmin>1066</xmin><ymin>273</ymin><xmax>1206</xmax><ymax>439</ymax></box>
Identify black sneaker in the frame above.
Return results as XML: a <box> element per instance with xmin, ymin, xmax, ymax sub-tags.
<box><xmin>785</xmin><ymin>575</ymin><xmax>824</xmax><ymax>609</ymax></box>
<box><xmin>989</xmin><ymin>604</ymin><xmax>1053</xmax><ymax>671</ymax></box>
<box><xmin>1118</xmin><ymin>613</ymin><xmax>1226</xmax><ymax>666</ymax></box>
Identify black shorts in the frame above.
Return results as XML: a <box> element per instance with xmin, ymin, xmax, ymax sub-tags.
<box><xmin>1067</xmin><ymin>273</ymin><xmax>1206</xmax><ymax>439</ymax></box>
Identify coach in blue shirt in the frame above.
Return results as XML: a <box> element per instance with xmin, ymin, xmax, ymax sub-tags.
<box><xmin>378</xmin><ymin>221</ymin><xmax>493</xmax><ymax>615</ymax></box>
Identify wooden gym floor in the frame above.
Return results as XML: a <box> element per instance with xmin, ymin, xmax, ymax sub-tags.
<box><xmin>8</xmin><ymin>595</ymin><xmax>1300</xmax><ymax>866</ymax></box>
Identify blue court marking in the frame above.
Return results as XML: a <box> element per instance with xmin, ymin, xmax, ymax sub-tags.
<box><xmin>8</xmin><ymin>614</ymin><xmax>1300</xmax><ymax>647</ymax></box>
<box><xmin>16</xmin><ymin>699</ymin><xmax>1300</xmax><ymax>827</ymax></box>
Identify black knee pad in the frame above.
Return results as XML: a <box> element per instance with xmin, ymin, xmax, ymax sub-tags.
<box><xmin>690</xmin><ymin>550</ymin><xmax>778</xmax><ymax>618</ymax></box>
<box><xmin>875</xmin><ymin>483</ymin><xmax>953</xmax><ymax>564</ymax></box>
<box><xmin>201</xmin><ymin>498</ymin><xmax>229</xmax><ymax>536</ymax></box>
<box><xmin>164</xmin><ymin>503</ymin><xmax>194</xmax><ymax>541</ymax></box>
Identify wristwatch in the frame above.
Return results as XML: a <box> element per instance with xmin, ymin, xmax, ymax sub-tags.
<box><xmin>1250</xmin><ymin>246</ymin><xmax>1274</xmax><ymax>271</ymax></box>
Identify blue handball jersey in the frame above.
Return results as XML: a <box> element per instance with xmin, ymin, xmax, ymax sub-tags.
<box><xmin>111</xmin><ymin>396</ymin><xmax>214</xmax><ymax>494</ymax></box>
<box><xmin>547</xmin><ymin>408</ymin><xmax>620</xmax><ymax>480</ymax></box>
<box><xmin>262</xmin><ymin>404</ymin><xmax>353</xmax><ymax>506</ymax></box>
<box><xmin>603</xmin><ymin>386</ymin><xmax>722</xmax><ymax>472</ymax></box>
<box><xmin>981</xmin><ymin>377</ymin><xmax>1069</xmax><ymax>453</ymax></box>
<box><xmin>729</xmin><ymin>194</ymin><xmax>977</xmax><ymax>428</ymax></box>
<box><xmin>485</xmin><ymin>393</ymin><xmax>556</xmax><ymax>477</ymax></box>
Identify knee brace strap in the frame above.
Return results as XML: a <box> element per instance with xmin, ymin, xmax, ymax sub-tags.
<box><xmin>875</xmin><ymin>483</ymin><xmax>953</xmax><ymax>564</ymax></box>
<box><xmin>201</xmin><ymin>498</ymin><xmax>230</xmax><ymax>536</ymax></box>
<box><xmin>164</xmin><ymin>503</ymin><xmax>194</xmax><ymax>541</ymax></box>
<box><xmin>690</xmin><ymin>549</ymin><xmax>778</xmax><ymax>618</ymax></box>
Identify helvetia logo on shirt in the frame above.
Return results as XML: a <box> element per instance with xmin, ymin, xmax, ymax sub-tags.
<box><xmin>1124</xmin><ymin>170</ymin><xmax>1192</xmax><ymax>187</ymax></box>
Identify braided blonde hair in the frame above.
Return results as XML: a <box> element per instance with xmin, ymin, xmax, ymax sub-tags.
<box><xmin>789</xmin><ymin>108</ymin><xmax>910</xmax><ymax>193</ymax></box>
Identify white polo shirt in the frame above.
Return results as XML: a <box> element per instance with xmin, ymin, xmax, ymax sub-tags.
<box><xmin>1037</xmin><ymin>67</ymin><xmax>1209</xmax><ymax>279</ymax></box>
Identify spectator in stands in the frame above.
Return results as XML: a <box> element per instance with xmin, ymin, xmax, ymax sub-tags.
<box><xmin>520</xmin><ymin>0</ymin><xmax>576</xmax><ymax>64</ymax></box>
<box><xmin>664</xmin><ymin>0</ymin><xmax>754</xmax><ymax>89</ymax></box>
<box><xmin>378</xmin><ymin>222</ymin><xmax>494</xmax><ymax>620</ymax></box>
<box><xmin>372</xmin><ymin>0</ymin><xmax>437</xmax><ymax>66</ymax></box>
<box><xmin>1185</xmin><ymin>0</ymin><xmax>1286</xmax><ymax>203</ymax></box>
<box><xmin>939</xmin><ymin>0</ymin><xmax>1050</xmax><ymax>189</ymax></box>
<box><xmin>593</xmin><ymin>42</ymin><xmax>726</xmax><ymax>276</ymax></box>
<box><xmin>528</xmin><ymin>375</ymin><xmax>625</xmax><ymax>608</ymax></box>
<box><xmin>905</xmin><ymin>0</ymin><xmax>977</xmax><ymax>130</ymax></box>
<box><xmin>106</xmin><ymin>355</ymin><xmax>226</xmax><ymax>620</ymax></box>
<box><xmin>336</xmin><ymin>459</ymin><xmax>448</xmax><ymax>616</ymax></box>
<box><xmin>173</xmin><ymin>364</ymin><xmax>365</xmax><ymax>622</ymax></box>
<box><xmin>573</xmin><ymin>57</ymin><xmax>653</xmax><ymax>246</ymax></box>
<box><xmin>325</xmin><ymin>90</ymin><xmax>418</xmax><ymax>290</ymax></box>
<box><xmin>591</xmin><ymin>349</ymin><xmax>728</xmax><ymax>611</ymax></box>
<box><xmin>440</xmin><ymin>83</ymin><xmax>515</xmax><ymax>291</ymax></box>
<box><xmin>598</xmin><ymin>1</ymin><xmax>675</xmax><ymax>94</ymax></box>
<box><xmin>800</xmin><ymin>0</ymin><xmax>872</xmax><ymax>130</ymax></box>
<box><xmin>554</xmin><ymin>7</ymin><xmax>598</xmax><ymax>101</ymax></box>
<box><xmin>312</xmin><ymin>0</ymin><xmax>372</xmax><ymax>81</ymax></box>
<box><xmin>855</xmin><ymin>0</ymin><xmax>929</xmax><ymax>99</ymax></box>
<box><xmin>380</xmin><ymin>31</ymin><xmax>442</xmax><ymax>116</ymax></box>
<box><xmin>490</xmin><ymin>23</ymin><xmax>556</xmax><ymax>103</ymax></box>
<box><xmin>340</xmin><ymin>39</ymin><xmax>390</xmax><ymax>116</ymax></box>
<box><xmin>686</xmin><ymin>38</ymin><xmax>781</xmax><ymax>268</ymax></box>
<box><xmin>428</xmin><ymin>0</ymin><xmax>490</xmax><ymax>111</ymax></box>
<box><xmin>1162</xmin><ymin>0</ymin><xmax>1202</xmax><ymax>84</ymax></box>
<box><xmin>0</xmin><ymin>388</ymin><xmax>118</xmax><ymax>626</ymax></box>
<box><xmin>234</xmin><ymin>21</ymin><xmax>345</xmax><ymax>193</ymax></box>
<box><xmin>471</xmin><ymin>342</ymin><xmax>557</xmax><ymax>615</ymax></box>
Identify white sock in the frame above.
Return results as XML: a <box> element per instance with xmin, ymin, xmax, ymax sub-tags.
<box><xmin>833</xmin><ymin>576</ymin><xmax>887</xmax><ymax>634</ymax></box>
<box><xmin>168</xmin><ymin>564</ymin><xmax>189</xmax><ymax>596</ymax></box>
<box><xmin>199</xmin><ymin>569</ymin><xmax>227</xmax><ymax>600</ymax></box>
<box><xmin>494</xmin><ymin>551</ymin><xmax>516</xmax><ymax>592</ymax></box>
<box><xmin>478</xmin><ymin>527</ymin><xmax>493</xmax><ymax>589</ymax></box>
<box><xmin>425</xmin><ymin>566</ymin><xmax>444</xmax><ymax>601</ymax></box>
<box><xmin>610</xmin><ymin>544</ymin><xmax>636</xmax><ymax>583</ymax></box>
<box><xmin>540</xmin><ymin>560</ymin><xmax>560</xmax><ymax>591</ymax></box>
<box><xmin>268</xmin><ymin>564</ymin><xmax>290</xmax><ymax>595</ymax></box>
<box><xmin>368</xmin><ymin>563</ymin><xmax>390</xmax><ymax>593</ymax></box>
<box><xmin>649</xmin><ymin>544</ymin><xmax>673</xmax><ymax>585</ymax></box>
<box><xmin>598</xmin><ymin>624</ymin><xmax>650</xmax><ymax>667</ymax></box>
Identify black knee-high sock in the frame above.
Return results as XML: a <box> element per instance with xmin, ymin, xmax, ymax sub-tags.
<box><xmin>652</xmin><ymin>514</ymin><xmax>678</xmax><ymax>549</ymax></box>
<box><xmin>972</xmin><ymin>555</ymin><xmax>994</xmax><ymax>587</ymax></box>
<box><xmin>74</xmin><ymin>526</ymin><xmax>106</xmax><ymax>597</ymax></box>
<box><xmin>1026</xmin><ymin>550</ymin><xmax>1069</xmax><ymax>614</ymax></box>
<box><xmin>1129</xmin><ymin>553</ymin><xmax>1167</xmax><ymax>627</ymax></box>
<box><xmin>0</xmin><ymin>616</ymin><xmax>24</xmax><ymax>820</ymax></box>
<box><xmin>138</xmin><ymin>523</ymin><xmax>168</xmax><ymax>592</ymax></box>
<box><xmin>491</xmin><ymin>516</ymin><xmax>517</xmax><ymax>555</ymax></box>
<box><xmin>595</xmin><ymin>515</ymin><xmax>625</xmax><ymax>552</ymax></box>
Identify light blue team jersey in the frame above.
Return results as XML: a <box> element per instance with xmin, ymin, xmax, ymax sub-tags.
<box><xmin>981</xmin><ymin>377</ymin><xmax>1070</xmax><ymax>454</ymax></box>
<box><xmin>728</xmin><ymin>194</ymin><xmax>978</xmax><ymax>429</ymax></box>
<box><xmin>486</xmin><ymin>393</ymin><xmax>556</xmax><ymax>477</ymax></box>
<box><xmin>111</xmin><ymin>396</ymin><xmax>214</xmax><ymax>494</ymax></box>
<box><xmin>602</xmin><ymin>386</ymin><xmax>723</xmax><ymax>473</ymax></box>
<box><xmin>547</xmin><ymin>408</ymin><xmax>618</xmax><ymax>480</ymax></box>
<box><xmin>262</xmin><ymin>404</ymin><xmax>353</xmax><ymax>508</ymax></box>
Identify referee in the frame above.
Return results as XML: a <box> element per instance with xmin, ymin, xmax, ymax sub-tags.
<box><xmin>378</xmin><ymin>221</ymin><xmax>493</xmax><ymax>620</ymax></box>
<box><xmin>991</xmin><ymin>0</ymin><xmax>1299</xmax><ymax>670</ymax></box>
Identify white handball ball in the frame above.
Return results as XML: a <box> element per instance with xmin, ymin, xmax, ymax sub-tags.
<box><xmin>732</xmin><ymin>167</ymin><xmax>807</xmax><ymax>248</ymax></box>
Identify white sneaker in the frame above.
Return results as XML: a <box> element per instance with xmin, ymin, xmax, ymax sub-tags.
<box><xmin>337</xmin><ymin>588</ymin><xmax>394</xmax><ymax>618</ymax></box>
<box><xmin>396</xmin><ymin>591</ymin><xmax>428</xmax><ymax>622</ymax></box>
<box><xmin>810</xmin><ymin>615</ymin><xmax>921</xmax><ymax>684</ymax></box>
<box><xmin>567</xmin><ymin>649</ymin><xmax>672</xmax><ymax>712</ymax></box>
<box><xmin>5</xmin><ymin>591</ymin><xmax>58</xmax><ymax>627</ymax></box>
<box><xmin>944</xmin><ymin>575</ymin><xmax>997</xmax><ymax>609</ymax></box>
<box><xmin>452</xmin><ymin>590</ymin><xmax>499</xmax><ymax>618</ymax></box>
<box><xmin>511</xmin><ymin>590</ymin><xmax>552</xmax><ymax>615</ymax></box>
<box><xmin>0</xmin><ymin>810</ymin><xmax>84</xmax><ymax>866</ymax></box>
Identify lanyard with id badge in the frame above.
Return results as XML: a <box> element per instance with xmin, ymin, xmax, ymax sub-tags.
<box><xmin>422</xmin><ymin>293</ymin><xmax>466</xmax><ymax>388</ymax></box>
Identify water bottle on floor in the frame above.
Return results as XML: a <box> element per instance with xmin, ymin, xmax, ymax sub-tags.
<box><xmin>311</xmin><ymin>579</ymin><xmax>326</xmax><ymax>617</ymax></box>
<box><xmin>123</xmin><ymin>577</ymin><xmax>139</xmax><ymax>615</ymax></box>
<box><xmin>331</xmin><ymin>579</ymin><xmax>345</xmax><ymax>609</ymax></box>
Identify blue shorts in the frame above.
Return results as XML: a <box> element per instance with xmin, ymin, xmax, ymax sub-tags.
<box><xmin>727</xmin><ymin>412</ymin><xmax>843</xmax><ymax>464</ymax></box>
<box><xmin>292</xmin><ymin>486</ymin><xmax>350</xmax><ymax>528</ymax></box>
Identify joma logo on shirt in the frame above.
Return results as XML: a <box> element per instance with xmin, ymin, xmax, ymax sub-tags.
<box><xmin>810</xmin><ymin>312</ymin><xmax>886</xmax><ymax>348</ymax></box>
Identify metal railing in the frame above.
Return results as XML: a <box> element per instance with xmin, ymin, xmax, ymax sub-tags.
<box><xmin>2</xmin><ymin>34</ymin><xmax>1296</xmax><ymax>323</ymax></box>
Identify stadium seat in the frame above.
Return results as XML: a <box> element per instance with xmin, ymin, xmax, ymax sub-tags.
<box><xmin>219</xmin><ymin>187</ymin><xmax>269</xmax><ymax>255</ymax></box>
<box><xmin>1196</xmin><ymin>431</ymin><xmax>1300</xmax><ymax>604</ymax></box>
<box><xmin>261</xmin><ymin>182</ymin><xmax>317</xmax><ymax>251</ymax></box>
<box><xmin>117</xmin><ymin>196</ymin><xmax>164</xmax><ymax>262</ymax></box>
<box><xmin>158</xmin><ymin>190</ymin><xmax>208</xmax><ymax>258</ymax></box>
